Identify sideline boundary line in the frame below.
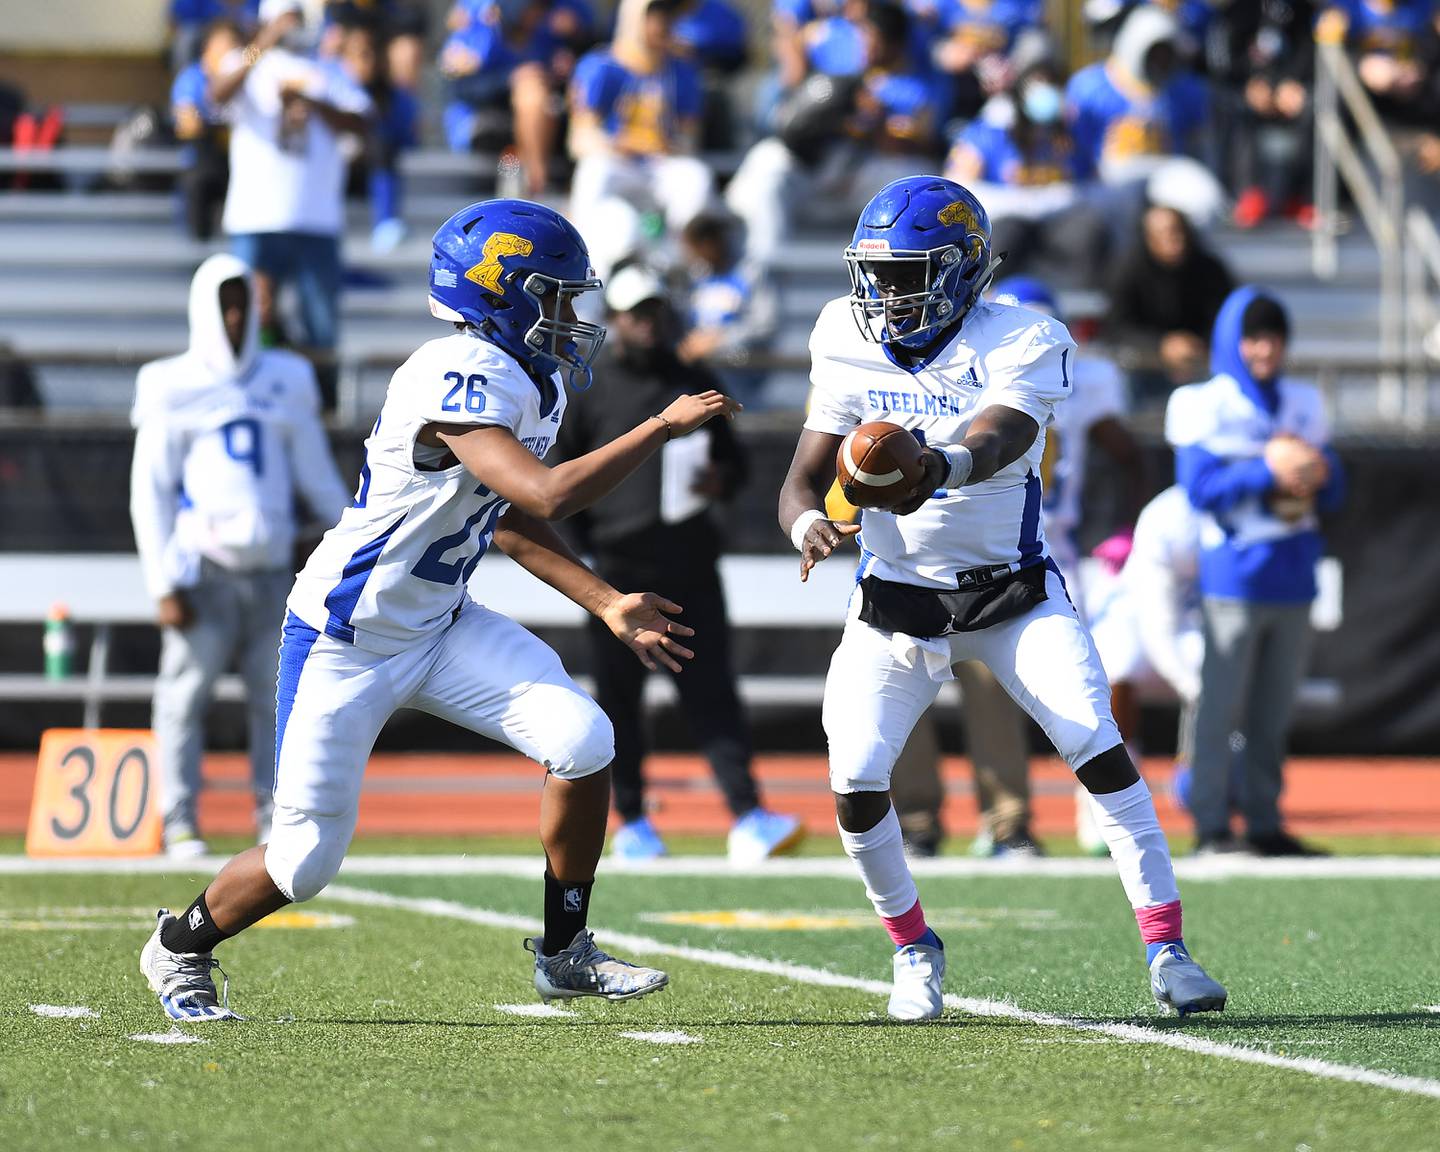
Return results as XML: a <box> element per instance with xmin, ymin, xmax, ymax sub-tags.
<box><xmin>319</xmin><ymin>884</ymin><xmax>1440</xmax><ymax>1103</ymax></box>
<box><xmin>3</xmin><ymin>854</ymin><xmax>1440</xmax><ymax>880</ymax></box>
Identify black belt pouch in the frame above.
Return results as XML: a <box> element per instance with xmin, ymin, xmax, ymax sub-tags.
<box><xmin>857</xmin><ymin>564</ymin><xmax>1049</xmax><ymax>639</ymax></box>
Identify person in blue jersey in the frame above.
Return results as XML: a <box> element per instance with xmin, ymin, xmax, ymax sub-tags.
<box><xmin>138</xmin><ymin>200</ymin><xmax>739</xmax><ymax>1022</ymax></box>
<box><xmin>1165</xmin><ymin>288</ymin><xmax>1344</xmax><ymax>857</ymax></box>
<box><xmin>169</xmin><ymin>0</ymin><xmax>259</xmax><ymax>72</ymax></box>
<box><xmin>172</xmin><ymin>20</ymin><xmax>245</xmax><ymax>240</ymax></box>
<box><xmin>945</xmin><ymin>33</ymin><xmax>1108</xmax><ymax>286</ymax></box>
<box><xmin>676</xmin><ymin>213</ymin><xmax>780</xmax><ymax>405</ymax></box>
<box><xmin>931</xmin><ymin>0</ymin><xmax>1045</xmax><ymax>119</ymax></box>
<box><xmin>1318</xmin><ymin>0</ymin><xmax>1440</xmax><ymax>127</ymax></box>
<box><xmin>672</xmin><ymin>0</ymin><xmax>749</xmax><ymax>148</ymax></box>
<box><xmin>442</xmin><ymin>0</ymin><xmax>595</xmax><ymax>194</ymax></box>
<box><xmin>726</xmin><ymin>0</ymin><xmax>944</xmax><ymax>269</ymax></box>
<box><xmin>1065</xmin><ymin>3</ymin><xmax>1223</xmax><ymax>224</ymax></box>
<box><xmin>566</xmin><ymin>0</ymin><xmax>714</xmax><ymax>282</ymax></box>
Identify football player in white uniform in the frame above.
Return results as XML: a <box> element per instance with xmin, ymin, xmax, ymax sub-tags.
<box><xmin>778</xmin><ymin>176</ymin><xmax>1227</xmax><ymax>1021</ymax></box>
<box><xmin>130</xmin><ymin>254</ymin><xmax>351</xmax><ymax>857</ymax></box>
<box><xmin>141</xmin><ymin>200</ymin><xmax>737</xmax><ymax>1021</ymax></box>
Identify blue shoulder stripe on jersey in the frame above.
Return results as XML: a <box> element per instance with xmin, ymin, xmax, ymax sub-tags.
<box><xmin>322</xmin><ymin>513</ymin><xmax>407</xmax><ymax>643</ymax></box>
<box><xmin>273</xmin><ymin>611</ymin><xmax>322</xmax><ymax>792</ymax></box>
<box><xmin>1017</xmin><ymin>469</ymin><xmax>1044</xmax><ymax>567</ymax></box>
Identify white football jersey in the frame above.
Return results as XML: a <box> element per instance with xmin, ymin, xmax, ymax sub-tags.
<box><xmin>288</xmin><ymin>332</ymin><xmax>565</xmax><ymax>654</ymax></box>
<box><xmin>1043</xmin><ymin>353</ymin><xmax>1127</xmax><ymax>552</ymax></box>
<box><xmin>130</xmin><ymin>254</ymin><xmax>350</xmax><ymax>598</ymax></box>
<box><xmin>805</xmin><ymin>297</ymin><xmax>1077</xmax><ymax>588</ymax></box>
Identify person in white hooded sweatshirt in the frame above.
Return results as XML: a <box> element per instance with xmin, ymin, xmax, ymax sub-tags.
<box><xmin>130</xmin><ymin>253</ymin><xmax>351</xmax><ymax>857</ymax></box>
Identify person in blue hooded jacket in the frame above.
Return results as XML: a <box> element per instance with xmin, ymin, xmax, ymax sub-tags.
<box><xmin>1164</xmin><ymin>287</ymin><xmax>1344</xmax><ymax>856</ymax></box>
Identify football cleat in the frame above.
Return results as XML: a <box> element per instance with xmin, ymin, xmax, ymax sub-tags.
<box><xmin>611</xmin><ymin>817</ymin><xmax>668</xmax><ymax>861</ymax></box>
<box><xmin>525</xmin><ymin>930</ymin><xmax>669</xmax><ymax>1004</ymax></box>
<box><xmin>1149</xmin><ymin>943</ymin><xmax>1227</xmax><ymax>1017</ymax></box>
<box><xmin>727</xmin><ymin>809</ymin><xmax>805</xmax><ymax>865</ymax></box>
<box><xmin>140</xmin><ymin>910</ymin><xmax>241</xmax><ymax>1022</ymax></box>
<box><xmin>888</xmin><ymin>939</ymin><xmax>945</xmax><ymax>1022</ymax></box>
<box><xmin>165</xmin><ymin>830</ymin><xmax>209</xmax><ymax>860</ymax></box>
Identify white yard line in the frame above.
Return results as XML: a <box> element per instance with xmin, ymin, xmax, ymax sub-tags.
<box><xmin>320</xmin><ymin>884</ymin><xmax>1440</xmax><ymax>1103</ymax></box>
<box><xmin>2</xmin><ymin>854</ymin><xmax>1439</xmax><ymax>880</ymax></box>
<box><xmin>127</xmin><ymin>1031</ymin><xmax>205</xmax><ymax>1045</ymax></box>
<box><xmin>30</xmin><ymin>1004</ymin><xmax>98</xmax><ymax>1018</ymax></box>
<box><xmin>493</xmin><ymin>1003</ymin><xmax>576</xmax><ymax>1019</ymax></box>
<box><xmin>619</xmin><ymin>1031</ymin><xmax>703</xmax><ymax>1045</ymax></box>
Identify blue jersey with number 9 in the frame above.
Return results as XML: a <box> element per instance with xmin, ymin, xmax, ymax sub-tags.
<box><xmin>288</xmin><ymin>331</ymin><xmax>565</xmax><ymax>653</ymax></box>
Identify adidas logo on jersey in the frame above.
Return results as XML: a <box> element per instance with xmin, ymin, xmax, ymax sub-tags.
<box><xmin>957</xmin><ymin>368</ymin><xmax>982</xmax><ymax>389</ymax></box>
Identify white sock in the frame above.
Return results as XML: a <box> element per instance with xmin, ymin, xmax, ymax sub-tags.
<box><xmin>836</xmin><ymin>803</ymin><xmax>919</xmax><ymax>919</ymax></box>
<box><xmin>1084</xmin><ymin>778</ymin><xmax>1180</xmax><ymax>910</ymax></box>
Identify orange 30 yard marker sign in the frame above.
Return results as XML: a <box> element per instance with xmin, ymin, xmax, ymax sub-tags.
<box><xmin>26</xmin><ymin>729</ymin><xmax>162</xmax><ymax>857</ymax></box>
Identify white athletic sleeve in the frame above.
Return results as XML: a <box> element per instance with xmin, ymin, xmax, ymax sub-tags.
<box><xmin>803</xmin><ymin>300</ymin><xmax>863</xmax><ymax>436</ymax></box>
<box><xmin>128</xmin><ymin>368</ymin><xmax>187</xmax><ymax>600</ymax></box>
<box><xmin>282</xmin><ymin>362</ymin><xmax>351</xmax><ymax>529</ymax></box>
<box><xmin>984</xmin><ymin>320</ymin><xmax>1078</xmax><ymax>428</ymax></box>
<box><xmin>403</xmin><ymin>340</ymin><xmax>537</xmax><ymax>435</ymax></box>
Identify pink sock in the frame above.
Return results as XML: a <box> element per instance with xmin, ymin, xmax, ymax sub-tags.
<box><xmin>1135</xmin><ymin>899</ymin><xmax>1183</xmax><ymax>944</ymax></box>
<box><xmin>881</xmin><ymin>899</ymin><xmax>929</xmax><ymax>947</ymax></box>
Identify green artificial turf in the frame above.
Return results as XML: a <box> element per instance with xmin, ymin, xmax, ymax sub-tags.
<box><xmin>2</xmin><ymin>868</ymin><xmax>1436</xmax><ymax>1152</ymax></box>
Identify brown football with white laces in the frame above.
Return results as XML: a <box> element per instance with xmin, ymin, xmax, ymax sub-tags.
<box><xmin>836</xmin><ymin>422</ymin><xmax>927</xmax><ymax>509</ymax></box>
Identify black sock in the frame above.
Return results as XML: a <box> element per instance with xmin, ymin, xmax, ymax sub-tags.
<box><xmin>160</xmin><ymin>890</ymin><xmax>229</xmax><ymax>955</ymax></box>
<box><xmin>542</xmin><ymin>871</ymin><xmax>593</xmax><ymax>956</ymax></box>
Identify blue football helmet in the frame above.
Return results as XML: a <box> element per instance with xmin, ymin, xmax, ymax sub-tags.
<box><xmin>991</xmin><ymin>276</ymin><xmax>1060</xmax><ymax>318</ymax></box>
<box><xmin>429</xmin><ymin>199</ymin><xmax>606</xmax><ymax>388</ymax></box>
<box><xmin>846</xmin><ymin>176</ymin><xmax>1003</xmax><ymax>350</ymax></box>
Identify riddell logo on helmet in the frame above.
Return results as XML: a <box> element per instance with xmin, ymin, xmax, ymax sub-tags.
<box><xmin>854</xmin><ymin>238</ymin><xmax>890</xmax><ymax>252</ymax></box>
<box><xmin>465</xmin><ymin>232</ymin><xmax>535</xmax><ymax>294</ymax></box>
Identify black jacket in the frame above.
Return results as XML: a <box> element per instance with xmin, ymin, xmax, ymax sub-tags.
<box><xmin>551</xmin><ymin>347</ymin><xmax>748</xmax><ymax>567</ymax></box>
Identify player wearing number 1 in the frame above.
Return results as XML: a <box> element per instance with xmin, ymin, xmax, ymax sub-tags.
<box><xmin>140</xmin><ymin>199</ymin><xmax>738</xmax><ymax>1022</ymax></box>
<box><xmin>778</xmin><ymin>176</ymin><xmax>1227</xmax><ymax>1021</ymax></box>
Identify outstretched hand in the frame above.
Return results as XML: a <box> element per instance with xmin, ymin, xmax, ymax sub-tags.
<box><xmin>800</xmin><ymin>519</ymin><xmax>862</xmax><ymax>582</ymax></box>
<box><xmin>659</xmin><ymin>390</ymin><xmax>742</xmax><ymax>437</ymax></box>
<box><xmin>601</xmin><ymin>591</ymin><xmax>695</xmax><ymax>672</ymax></box>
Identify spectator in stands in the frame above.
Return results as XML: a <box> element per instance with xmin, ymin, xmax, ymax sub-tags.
<box><xmin>1208</xmin><ymin>0</ymin><xmax>1316</xmax><ymax>228</ymax></box>
<box><xmin>771</xmin><ymin>0</ymin><xmax>848</xmax><ymax>99</ymax></box>
<box><xmin>172</xmin><ymin>20</ymin><xmax>245</xmax><ymax>241</ymax></box>
<box><xmin>931</xmin><ymin>0</ymin><xmax>1045</xmax><ymax>121</ymax></box>
<box><xmin>1106</xmin><ymin>202</ymin><xmax>1235</xmax><ymax>397</ymax></box>
<box><xmin>552</xmin><ymin>265</ymin><xmax>805</xmax><ymax>865</ymax></box>
<box><xmin>672</xmin><ymin>0</ymin><xmax>749</xmax><ymax>148</ymax></box>
<box><xmin>129</xmin><ymin>254</ymin><xmax>350</xmax><ymax>857</ymax></box>
<box><xmin>1317</xmin><ymin>0</ymin><xmax>1440</xmax><ymax>127</ymax></box>
<box><xmin>725</xmin><ymin>0</ymin><xmax>941</xmax><ymax>269</ymax></box>
<box><xmin>1165</xmin><ymin>288</ymin><xmax>1345</xmax><ymax>856</ymax></box>
<box><xmin>676</xmin><ymin>213</ymin><xmax>779</xmax><ymax>406</ymax></box>
<box><xmin>0</xmin><ymin>342</ymin><xmax>42</xmax><ymax>410</ymax></box>
<box><xmin>1066</xmin><ymin>5</ymin><xmax>1224</xmax><ymax>227</ymax></box>
<box><xmin>336</xmin><ymin>19</ymin><xmax>419</xmax><ymax>251</ymax></box>
<box><xmin>169</xmin><ymin>0</ymin><xmax>259</xmax><ymax>73</ymax></box>
<box><xmin>567</xmin><ymin>0</ymin><xmax>714</xmax><ymax>282</ymax></box>
<box><xmin>212</xmin><ymin>0</ymin><xmax>372</xmax><ymax>352</ymax></box>
<box><xmin>944</xmin><ymin>31</ymin><xmax>1109</xmax><ymax>287</ymax></box>
<box><xmin>442</xmin><ymin>0</ymin><xmax>594</xmax><ymax>195</ymax></box>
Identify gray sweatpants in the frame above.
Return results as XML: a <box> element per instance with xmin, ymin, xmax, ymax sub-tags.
<box><xmin>1190</xmin><ymin>597</ymin><xmax>1312</xmax><ymax>840</ymax></box>
<box><xmin>154</xmin><ymin>566</ymin><xmax>291</xmax><ymax>838</ymax></box>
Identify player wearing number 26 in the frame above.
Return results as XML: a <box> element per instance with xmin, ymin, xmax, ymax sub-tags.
<box><xmin>130</xmin><ymin>254</ymin><xmax>351</xmax><ymax>860</ymax></box>
<box><xmin>140</xmin><ymin>200</ymin><xmax>738</xmax><ymax>1022</ymax></box>
<box><xmin>778</xmin><ymin>176</ymin><xmax>1227</xmax><ymax>1021</ymax></box>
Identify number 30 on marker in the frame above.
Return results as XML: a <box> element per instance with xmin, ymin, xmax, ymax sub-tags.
<box><xmin>26</xmin><ymin>730</ymin><xmax>162</xmax><ymax>857</ymax></box>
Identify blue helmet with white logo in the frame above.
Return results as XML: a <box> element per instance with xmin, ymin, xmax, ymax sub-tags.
<box><xmin>991</xmin><ymin>276</ymin><xmax>1059</xmax><ymax>318</ymax></box>
<box><xmin>846</xmin><ymin>175</ymin><xmax>1002</xmax><ymax>350</ymax></box>
<box><xmin>429</xmin><ymin>199</ymin><xmax>606</xmax><ymax>388</ymax></box>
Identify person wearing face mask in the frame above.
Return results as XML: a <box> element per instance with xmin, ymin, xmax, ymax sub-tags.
<box><xmin>1164</xmin><ymin>288</ymin><xmax>1345</xmax><ymax>857</ymax></box>
<box><xmin>552</xmin><ymin>265</ymin><xmax>805</xmax><ymax>865</ymax></box>
<box><xmin>945</xmin><ymin>32</ymin><xmax>1109</xmax><ymax>287</ymax></box>
<box><xmin>129</xmin><ymin>254</ymin><xmax>351</xmax><ymax>858</ymax></box>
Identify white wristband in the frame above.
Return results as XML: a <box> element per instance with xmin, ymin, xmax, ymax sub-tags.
<box><xmin>790</xmin><ymin>509</ymin><xmax>826</xmax><ymax>552</ymax></box>
<box><xmin>941</xmin><ymin>445</ymin><xmax>974</xmax><ymax>489</ymax></box>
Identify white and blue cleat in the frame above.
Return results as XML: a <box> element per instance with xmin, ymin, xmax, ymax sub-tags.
<box><xmin>139</xmin><ymin>909</ymin><xmax>241</xmax><ymax>1022</ymax></box>
<box><xmin>525</xmin><ymin>929</ymin><xmax>669</xmax><ymax>1004</ymax></box>
<box><xmin>611</xmin><ymin>817</ymin><xmax>668</xmax><ymax>861</ymax></box>
<box><xmin>1149</xmin><ymin>943</ymin><xmax>1228</xmax><ymax>1017</ymax></box>
<box><xmin>727</xmin><ymin>808</ymin><xmax>805</xmax><ymax>866</ymax></box>
<box><xmin>888</xmin><ymin>939</ymin><xmax>946</xmax><ymax>1021</ymax></box>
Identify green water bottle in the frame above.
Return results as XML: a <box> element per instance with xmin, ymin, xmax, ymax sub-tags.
<box><xmin>43</xmin><ymin>603</ymin><xmax>74</xmax><ymax>680</ymax></box>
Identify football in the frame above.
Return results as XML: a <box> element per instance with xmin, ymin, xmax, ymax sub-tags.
<box><xmin>836</xmin><ymin>421</ymin><xmax>928</xmax><ymax>508</ymax></box>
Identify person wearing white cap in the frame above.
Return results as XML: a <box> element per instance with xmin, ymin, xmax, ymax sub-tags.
<box><xmin>210</xmin><ymin>0</ymin><xmax>372</xmax><ymax>350</ymax></box>
<box><xmin>553</xmin><ymin>264</ymin><xmax>805</xmax><ymax>864</ymax></box>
